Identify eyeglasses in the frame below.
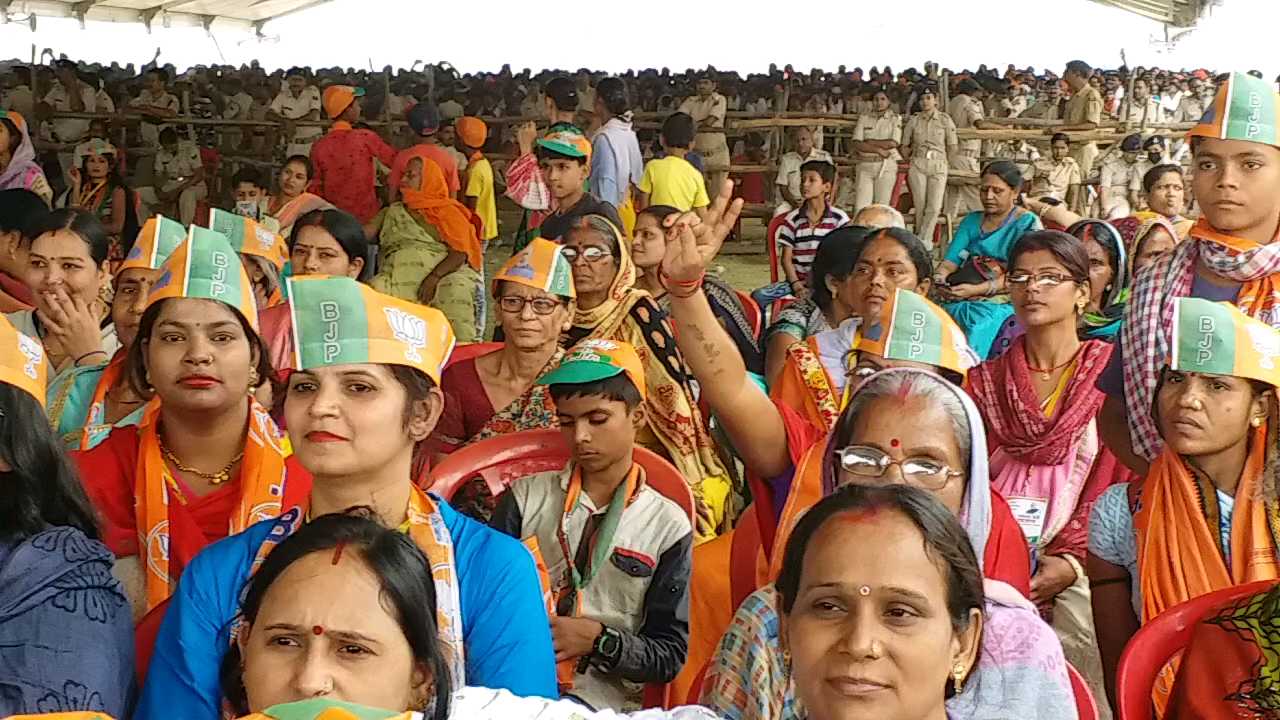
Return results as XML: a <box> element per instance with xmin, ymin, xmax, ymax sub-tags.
<box><xmin>832</xmin><ymin>445</ymin><xmax>962</xmax><ymax>490</ymax></box>
<box><xmin>1006</xmin><ymin>271</ymin><xmax>1078</xmax><ymax>290</ymax></box>
<box><xmin>498</xmin><ymin>296</ymin><xmax>563</xmax><ymax>316</ymax></box>
<box><xmin>560</xmin><ymin>246</ymin><xmax>613</xmax><ymax>264</ymax></box>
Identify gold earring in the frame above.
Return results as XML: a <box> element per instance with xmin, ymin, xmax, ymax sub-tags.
<box><xmin>1252</xmin><ymin>416</ymin><xmax>1264</xmax><ymax>428</ymax></box>
<box><xmin>952</xmin><ymin>662</ymin><xmax>965</xmax><ymax>695</ymax></box>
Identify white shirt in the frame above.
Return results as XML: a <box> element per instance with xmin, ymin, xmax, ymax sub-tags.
<box><xmin>776</xmin><ymin>148</ymin><xmax>834</xmax><ymax>201</ymax></box>
<box><xmin>43</xmin><ymin>82</ymin><xmax>97</xmax><ymax>143</ymax></box>
<box><xmin>270</xmin><ymin>86</ymin><xmax>322</xmax><ymax>141</ymax></box>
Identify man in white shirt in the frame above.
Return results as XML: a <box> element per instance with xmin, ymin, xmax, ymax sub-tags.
<box><xmin>774</xmin><ymin>126</ymin><xmax>832</xmax><ymax>216</ymax></box>
<box><xmin>679</xmin><ymin>73</ymin><xmax>730</xmax><ymax>202</ymax></box>
<box><xmin>128</xmin><ymin>68</ymin><xmax>180</xmax><ymax>147</ymax></box>
<box><xmin>137</xmin><ymin>127</ymin><xmax>207</xmax><ymax>224</ymax></box>
<box><xmin>269</xmin><ymin>69</ymin><xmax>322</xmax><ymax>158</ymax></box>
<box><xmin>43</xmin><ymin>60</ymin><xmax>97</xmax><ymax>179</ymax></box>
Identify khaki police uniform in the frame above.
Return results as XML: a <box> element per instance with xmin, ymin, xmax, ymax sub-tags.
<box><xmin>902</xmin><ymin>109</ymin><xmax>956</xmax><ymax>248</ymax></box>
<box><xmin>946</xmin><ymin>93</ymin><xmax>984</xmax><ymax>215</ymax></box>
<box><xmin>852</xmin><ymin>109</ymin><xmax>902</xmax><ymax>212</ymax></box>
<box><xmin>679</xmin><ymin>92</ymin><xmax>730</xmax><ymax>198</ymax></box>
<box><xmin>1098</xmin><ymin>156</ymin><xmax>1142</xmax><ymax>214</ymax></box>
<box><xmin>1064</xmin><ymin>84</ymin><xmax>1104</xmax><ymax>178</ymax></box>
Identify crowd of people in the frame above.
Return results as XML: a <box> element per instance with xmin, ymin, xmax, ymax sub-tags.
<box><xmin>2</xmin><ymin>50</ymin><xmax>1280</xmax><ymax>720</ymax></box>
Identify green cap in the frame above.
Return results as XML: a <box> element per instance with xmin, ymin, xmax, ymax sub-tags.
<box><xmin>536</xmin><ymin>338</ymin><xmax>646</xmax><ymax>399</ymax></box>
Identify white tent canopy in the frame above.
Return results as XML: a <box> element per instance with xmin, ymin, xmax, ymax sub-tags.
<box><xmin>1088</xmin><ymin>0</ymin><xmax>1219</xmax><ymax>24</ymax></box>
<box><xmin>0</xmin><ymin>0</ymin><xmax>331</xmax><ymax>33</ymax></box>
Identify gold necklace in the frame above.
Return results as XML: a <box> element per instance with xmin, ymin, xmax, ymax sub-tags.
<box><xmin>158</xmin><ymin>435</ymin><xmax>243</xmax><ymax>486</ymax></box>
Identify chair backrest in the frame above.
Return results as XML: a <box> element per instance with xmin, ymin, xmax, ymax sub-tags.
<box><xmin>1115</xmin><ymin>580</ymin><xmax>1275</xmax><ymax>720</ymax></box>
<box><xmin>427</xmin><ymin>428</ymin><xmax>695</xmax><ymax>523</ymax></box>
<box><xmin>734</xmin><ymin>289</ymin><xmax>763</xmax><ymax>341</ymax></box>
<box><xmin>766</xmin><ymin>213</ymin><xmax>787</xmax><ymax>283</ymax></box>
<box><xmin>1067</xmin><ymin>662</ymin><xmax>1099</xmax><ymax>720</ymax></box>
<box><xmin>444</xmin><ymin>341</ymin><xmax>502</xmax><ymax>370</ymax></box>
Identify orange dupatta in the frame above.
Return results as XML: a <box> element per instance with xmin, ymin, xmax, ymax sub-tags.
<box><xmin>401</xmin><ymin>484</ymin><xmax>467</xmax><ymax>687</ymax></box>
<box><xmin>770</xmin><ymin>338</ymin><xmax>841</xmax><ymax>433</ymax></box>
<box><xmin>1134</xmin><ymin>424</ymin><xmax>1280</xmax><ymax>711</ymax></box>
<box><xmin>136</xmin><ymin>396</ymin><xmax>289</xmax><ymax>611</ymax></box>
<box><xmin>78</xmin><ymin>350</ymin><xmax>130</xmax><ymax>451</ymax></box>
<box><xmin>398</xmin><ymin>148</ymin><xmax>483</xmax><ymax>270</ymax></box>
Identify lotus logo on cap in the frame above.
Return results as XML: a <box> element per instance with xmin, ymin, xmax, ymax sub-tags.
<box><xmin>385</xmin><ymin>307</ymin><xmax>427</xmax><ymax>363</ymax></box>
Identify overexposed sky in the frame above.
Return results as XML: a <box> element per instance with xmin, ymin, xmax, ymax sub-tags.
<box><xmin>1</xmin><ymin>0</ymin><xmax>1278</xmax><ymax>79</ymax></box>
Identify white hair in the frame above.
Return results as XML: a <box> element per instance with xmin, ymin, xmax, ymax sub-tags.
<box><xmin>852</xmin><ymin>204</ymin><xmax>906</xmax><ymax>230</ymax></box>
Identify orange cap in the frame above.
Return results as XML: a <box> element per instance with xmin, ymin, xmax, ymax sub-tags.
<box><xmin>322</xmin><ymin>85</ymin><xmax>364</xmax><ymax>120</ymax></box>
<box><xmin>456</xmin><ymin>116</ymin><xmax>488</xmax><ymax>149</ymax></box>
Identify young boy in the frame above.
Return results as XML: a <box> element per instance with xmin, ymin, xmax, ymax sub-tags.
<box><xmin>490</xmin><ymin>339</ymin><xmax>692</xmax><ymax>712</ymax></box>
<box><xmin>229</xmin><ymin>166</ymin><xmax>278</xmax><ymax>231</ymax></box>
<box><xmin>535</xmin><ymin>129</ymin><xmax>623</xmax><ymax>242</ymax></box>
<box><xmin>456</xmin><ymin>116</ymin><xmax>497</xmax><ymax>244</ymax></box>
<box><xmin>776</xmin><ymin>159</ymin><xmax>849</xmax><ymax>298</ymax></box>
<box><xmin>637</xmin><ymin>112</ymin><xmax>710</xmax><ymax>217</ymax></box>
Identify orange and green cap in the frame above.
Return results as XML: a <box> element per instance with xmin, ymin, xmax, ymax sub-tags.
<box><xmin>286</xmin><ymin>276</ymin><xmax>455</xmax><ymax>385</ymax></box>
<box><xmin>1187</xmin><ymin>72</ymin><xmax>1280</xmax><ymax>147</ymax></box>
<box><xmin>120</xmin><ymin>215</ymin><xmax>187</xmax><ymax>273</ymax></box>
<box><xmin>536</xmin><ymin>128</ymin><xmax>592</xmax><ymax>161</ymax></box>
<box><xmin>856</xmin><ymin>288</ymin><xmax>980</xmax><ymax>378</ymax></box>
<box><xmin>322</xmin><ymin>85</ymin><xmax>365</xmax><ymax>120</ymax></box>
<box><xmin>492</xmin><ymin>237</ymin><xmax>575</xmax><ymax>299</ymax></box>
<box><xmin>240</xmin><ymin>698</ymin><xmax>421</xmax><ymax>720</ymax></box>
<box><xmin>0</xmin><ymin>313</ymin><xmax>49</xmax><ymax>408</ymax></box>
<box><xmin>209</xmin><ymin>208</ymin><xmax>289</xmax><ymax>270</ymax></box>
<box><xmin>148</xmin><ymin>226</ymin><xmax>260</xmax><ymax>331</ymax></box>
<box><xmin>1169</xmin><ymin>297</ymin><xmax>1280</xmax><ymax>387</ymax></box>
<box><xmin>536</xmin><ymin>338</ymin><xmax>646</xmax><ymax>400</ymax></box>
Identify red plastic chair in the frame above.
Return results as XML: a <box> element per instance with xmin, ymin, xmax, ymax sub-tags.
<box><xmin>890</xmin><ymin>161</ymin><xmax>910</xmax><ymax>209</ymax></box>
<box><xmin>1115</xmin><ymin>580</ymin><xmax>1275</xmax><ymax>720</ymax></box>
<box><xmin>1067</xmin><ymin>662</ymin><xmax>1099</xmax><ymax>720</ymax></box>
<box><xmin>427</xmin><ymin>428</ymin><xmax>694</xmax><ymax>522</ymax></box>
<box><xmin>766</xmin><ymin>213</ymin><xmax>787</xmax><ymax>283</ymax></box>
<box><xmin>734</xmin><ymin>289</ymin><xmax>763</xmax><ymax>340</ymax></box>
<box><xmin>444</xmin><ymin>341</ymin><xmax>502</xmax><ymax>370</ymax></box>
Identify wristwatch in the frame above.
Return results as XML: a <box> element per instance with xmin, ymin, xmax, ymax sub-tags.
<box><xmin>590</xmin><ymin>625</ymin><xmax>624</xmax><ymax>672</ymax></box>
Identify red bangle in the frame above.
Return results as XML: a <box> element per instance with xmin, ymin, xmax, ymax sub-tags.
<box><xmin>660</xmin><ymin>270</ymin><xmax>705</xmax><ymax>298</ymax></box>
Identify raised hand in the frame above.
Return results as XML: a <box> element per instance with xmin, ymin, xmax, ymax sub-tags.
<box><xmin>659</xmin><ymin>179</ymin><xmax>743</xmax><ymax>284</ymax></box>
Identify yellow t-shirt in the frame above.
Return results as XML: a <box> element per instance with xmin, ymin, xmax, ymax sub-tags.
<box><xmin>639</xmin><ymin>155</ymin><xmax>710</xmax><ymax>212</ymax></box>
<box><xmin>465</xmin><ymin>156</ymin><xmax>499</xmax><ymax>242</ymax></box>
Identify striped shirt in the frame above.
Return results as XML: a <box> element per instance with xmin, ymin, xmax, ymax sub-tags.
<box><xmin>775</xmin><ymin>204</ymin><xmax>850</xmax><ymax>284</ymax></box>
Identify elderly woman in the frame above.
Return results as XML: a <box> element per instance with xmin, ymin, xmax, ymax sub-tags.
<box><xmin>1090</xmin><ymin>298</ymin><xmax>1280</xmax><ymax>714</ymax></box>
<box><xmin>1113</xmin><ymin>214</ymin><xmax>1178</xmax><ymax>276</ymax></box>
<box><xmin>562</xmin><ymin>213</ymin><xmax>732</xmax><ymax>538</ymax></box>
<box><xmin>430</xmin><ymin>238</ymin><xmax>575</xmax><ymax>517</ymax></box>
<box><xmin>935</xmin><ymin>160</ymin><xmax>1042</xmax><ymax>358</ymax></box>
<box><xmin>367</xmin><ymin>152</ymin><xmax>483</xmax><ymax>342</ymax></box>
<box><xmin>0</xmin><ymin>110</ymin><xmax>52</xmax><ymax>205</ymax></box>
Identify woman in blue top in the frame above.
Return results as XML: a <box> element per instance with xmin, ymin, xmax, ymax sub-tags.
<box><xmin>137</xmin><ymin>276</ymin><xmax>558</xmax><ymax>720</ymax></box>
<box><xmin>934</xmin><ymin>161</ymin><xmax>1041</xmax><ymax>358</ymax></box>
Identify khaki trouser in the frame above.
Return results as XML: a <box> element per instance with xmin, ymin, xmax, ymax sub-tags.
<box><xmin>947</xmin><ymin>151</ymin><xmax>982</xmax><ymax>216</ymax></box>
<box><xmin>908</xmin><ymin>159</ymin><xmax>947</xmax><ymax>250</ymax></box>
<box><xmin>1051</xmin><ymin>560</ymin><xmax>1113</xmax><ymax>720</ymax></box>
<box><xmin>696</xmin><ymin>132</ymin><xmax>730</xmax><ymax>198</ymax></box>
<box><xmin>854</xmin><ymin>158</ymin><xmax>897</xmax><ymax>214</ymax></box>
<box><xmin>138</xmin><ymin>182</ymin><xmax>208</xmax><ymax>226</ymax></box>
<box><xmin>1074</xmin><ymin>142</ymin><xmax>1099</xmax><ymax>182</ymax></box>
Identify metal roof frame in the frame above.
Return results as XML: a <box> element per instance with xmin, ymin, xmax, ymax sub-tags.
<box><xmin>0</xmin><ymin>0</ymin><xmax>329</xmax><ymax>32</ymax></box>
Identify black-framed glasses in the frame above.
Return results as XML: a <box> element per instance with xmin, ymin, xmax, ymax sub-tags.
<box><xmin>498</xmin><ymin>296</ymin><xmax>563</xmax><ymax>316</ymax></box>
<box><xmin>1006</xmin><ymin>271</ymin><xmax>1078</xmax><ymax>290</ymax></box>
<box><xmin>832</xmin><ymin>445</ymin><xmax>962</xmax><ymax>490</ymax></box>
<box><xmin>561</xmin><ymin>246</ymin><xmax>613</xmax><ymax>264</ymax></box>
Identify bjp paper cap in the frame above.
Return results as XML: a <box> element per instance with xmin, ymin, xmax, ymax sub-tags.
<box><xmin>536</xmin><ymin>338</ymin><xmax>646</xmax><ymax>400</ymax></box>
<box><xmin>456</xmin><ymin>116</ymin><xmax>488</xmax><ymax>149</ymax></box>
<box><xmin>492</xmin><ymin>237</ymin><xmax>575</xmax><ymax>299</ymax></box>
<box><xmin>1170</xmin><ymin>297</ymin><xmax>1280</xmax><ymax>387</ymax></box>
<box><xmin>73</xmin><ymin>138</ymin><xmax>117</xmax><ymax>163</ymax></box>
<box><xmin>322</xmin><ymin>85</ymin><xmax>364</xmax><ymax>120</ymax></box>
<box><xmin>0</xmin><ymin>108</ymin><xmax>27</xmax><ymax>134</ymax></box>
<box><xmin>536</xmin><ymin>128</ymin><xmax>591</xmax><ymax>161</ymax></box>
<box><xmin>0</xmin><ymin>313</ymin><xmax>49</xmax><ymax>408</ymax></box>
<box><xmin>209</xmin><ymin>208</ymin><xmax>289</xmax><ymax>270</ymax></box>
<box><xmin>287</xmin><ymin>276</ymin><xmax>455</xmax><ymax>385</ymax></box>
<box><xmin>1187</xmin><ymin>72</ymin><xmax>1280</xmax><ymax>147</ymax></box>
<box><xmin>148</xmin><ymin>226</ymin><xmax>260</xmax><ymax>331</ymax></box>
<box><xmin>120</xmin><ymin>215</ymin><xmax>187</xmax><ymax>273</ymax></box>
<box><xmin>856</xmin><ymin>288</ymin><xmax>980</xmax><ymax>378</ymax></box>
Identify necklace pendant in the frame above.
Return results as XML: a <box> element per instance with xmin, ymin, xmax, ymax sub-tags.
<box><xmin>1042</xmin><ymin>372</ymin><xmax>1052</xmax><ymax>380</ymax></box>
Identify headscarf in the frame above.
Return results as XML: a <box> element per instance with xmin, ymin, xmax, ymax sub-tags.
<box><xmin>1113</xmin><ymin>214</ymin><xmax>1178</xmax><ymax>277</ymax></box>
<box><xmin>398</xmin><ymin>149</ymin><xmax>482</xmax><ymax>271</ymax></box>
<box><xmin>135</xmin><ymin>228</ymin><xmax>288</xmax><ymax>611</ymax></box>
<box><xmin>0</xmin><ymin>110</ymin><xmax>42</xmax><ymax>192</ymax></box>
<box><xmin>1068</xmin><ymin>219</ymin><xmax>1129</xmax><ymax>340</ymax></box>
<box><xmin>567</xmin><ymin>214</ymin><xmax>732</xmax><ymax>537</ymax></box>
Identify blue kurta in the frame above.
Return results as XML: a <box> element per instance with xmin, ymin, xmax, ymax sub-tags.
<box><xmin>941</xmin><ymin>209</ymin><xmax>1042</xmax><ymax>358</ymax></box>
<box><xmin>137</xmin><ymin>497</ymin><xmax>558</xmax><ymax>719</ymax></box>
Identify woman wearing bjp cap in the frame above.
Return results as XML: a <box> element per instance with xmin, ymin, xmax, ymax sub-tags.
<box><xmin>209</xmin><ymin>209</ymin><xmax>291</xmax><ymax>311</ymax></box>
<box><xmin>137</xmin><ymin>276</ymin><xmax>557</xmax><ymax>720</ymax></box>
<box><xmin>73</xmin><ymin>227</ymin><xmax>311</xmax><ymax>622</ymax></box>
<box><xmin>46</xmin><ymin>215</ymin><xmax>187</xmax><ymax>450</ymax></box>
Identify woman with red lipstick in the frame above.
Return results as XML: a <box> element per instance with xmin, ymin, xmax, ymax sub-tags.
<box><xmin>136</xmin><ymin>276</ymin><xmax>557</xmax><ymax>720</ymax></box>
<box><xmin>74</xmin><ymin>228</ymin><xmax>310</xmax><ymax>621</ymax></box>
<box><xmin>1089</xmin><ymin>298</ymin><xmax>1280</xmax><ymax>715</ymax></box>
<box><xmin>771</xmin><ymin>226</ymin><xmax>933</xmax><ymax>432</ymax></box>
<box><xmin>48</xmin><ymin>215</ymin><xmax>186</xmax><ymax>450</ymax></box>
<box><xmin>967</xmin><ymin>230</ymin><xmax>1119</xmax><ymax>707</ymax></box>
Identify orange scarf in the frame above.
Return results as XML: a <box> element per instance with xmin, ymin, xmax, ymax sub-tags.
<box><xmin>136</xmin><ymin>397</ymin><xmax>289</xmax><ymax>611</ymax></box>
<box><xmin>1135</xmin><ymin>425</ymin><xmax>1280</xmax><ymax>710</ymax></box>
<box><xmin>770</xmin><ymin>338</ymin><xmax>840</xmax><ymax>433</ymax></box>
<box><xmin>78</xmin><ymin>350</ymin><xmax>129</xmax><ymax>451</ymax></box>
<box><xmin>401</xmin><ymin>485</ymin><xmax>466</xmax><ymax>686</ymax></box>
<box><xmin>398</xmin><ymin>147</ymin><xmax>483</xmax><ymax>270</ymax></box>
<box><xmin>767</xmin><ymin>443</ymin><xmax>826</xmax><ymax>581</ymax></box>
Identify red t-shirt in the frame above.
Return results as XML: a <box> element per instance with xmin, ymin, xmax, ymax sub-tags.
<box><xmin>307</xmin><ymin>127</ymin><xmax>397</xmax><ymax>223</ymax></box>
